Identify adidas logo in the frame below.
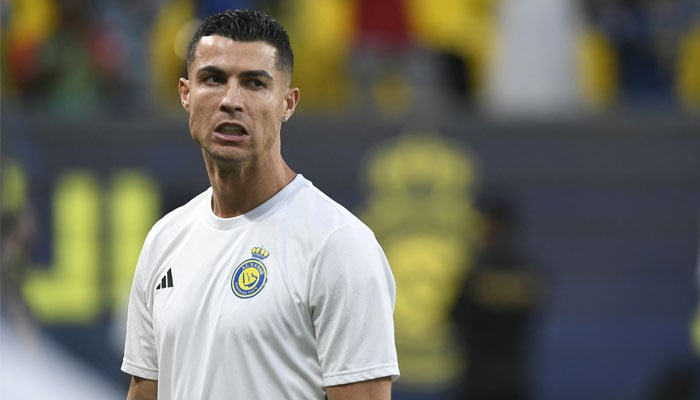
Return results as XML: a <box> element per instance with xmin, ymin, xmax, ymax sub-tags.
<box><xmin>156</xmin><ymin>268</ymin><xmax>174</xmax><ymax>290</ymax></box>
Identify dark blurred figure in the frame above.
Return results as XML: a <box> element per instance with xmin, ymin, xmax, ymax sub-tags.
<box><xmin>452</xmin><ymin>194</ymin><xmax>545</xmax><ymax>400</ymax></box>
<box><xmin>583</xmin><ymin>0</ymin><xmax>699</xmax><ymax>108</ymax></box>
<box><xmin>1</xmin><ymin>159</ymin><xmax>38</xmax><ymax>341</ymax></box>
<box><xmin>646</xmin><ymin>361</ymin><xmax>698</xmax><ymax>400</ymax></box>
<box><xmin>644</xmin><ymin>245</ymin><xmax>700</xmax><ymax>400</ymax></box>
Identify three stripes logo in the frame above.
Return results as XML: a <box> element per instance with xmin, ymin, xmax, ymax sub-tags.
<box><xmin>156</xmin><ymin>268</ymin><xmax>174</xmax><ymax>290</ymax></box>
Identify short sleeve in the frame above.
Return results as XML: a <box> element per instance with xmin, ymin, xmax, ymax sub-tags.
<box><xmin>121</xmin><ymin>242</ymin><xmax>159</xmax><ymax>380</ymax></box>
<box><xmin>309</xmin><ymin>224</ymin><xmax>400</xmax><ymax>387</ymax></box>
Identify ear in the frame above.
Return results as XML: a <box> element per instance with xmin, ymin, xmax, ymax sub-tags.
<box><xmin>281</xmin><ymin>87</ymin><xmax>300</xmax><ymax>122</ymax></box>
<box><xmin>178</xmin><ymin>77</ymin><xmax>191</xmax><ymax>113</ymax></box>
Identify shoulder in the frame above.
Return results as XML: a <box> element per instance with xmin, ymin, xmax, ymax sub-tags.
<box><xmin>292</xmin><ymin>176</ymin><xmax>371</xmax><ymax>234</ymax></box>
<box><xmin>279</xmin><ymin>177</ymin><xmax>381</xmax><ymax>263</ymax></box>
<box><xmin>285</xmin><ymin>178</ymin><xmax>381</xmax><ymax>255</ymax></box>
<box><xmin>132</xmin><ymin>188</ymin><xmax>210</xmax><ymax>289</ymax></box>
<box><xmin>142</xmin><ymin>187</ymin><xmax>211</xmax><ymax>250</ymax></box>
<box><xmin>290</xmin><ymin>178</ymin><xmax>386</xmax><ymax>265</ymax></box>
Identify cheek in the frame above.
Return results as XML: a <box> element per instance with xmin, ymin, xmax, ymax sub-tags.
<box><xmin>188</xmin><ymin>104</ymin><xmax>210</xmax><ymax>139</ymax></box>
<box><xmin>267</xmin><ymin>99</ymin><xmax>287</xmax><ymax>122</ymax></box>
<box><xmin>189</xmin><ymin>96</ymin><xmax>214</xmax><ymax>121</ymax></box>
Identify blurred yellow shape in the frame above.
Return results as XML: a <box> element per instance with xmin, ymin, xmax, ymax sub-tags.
<box><xmin>282</xmin><ymin>0</ymin><xmax>355</xmax><ymax>112</ymax></box>
<box><xmin>23</xmin><ymin>172</ymin><xmax>101</xmax><ymax>323</ymax></box>
<box><xmin>5</xmin><ymin>0</ymin><xmax>58</xmax><ymax>45</ymax></box>
<box><xmin>109</xmin><ymin>171</ymin><xmax>159</xmax><ymax>316</ymax></box>
<box><xmin>677</xmin><ymin>23</ymin><xmax>700</xmax><ymax>111</ymax></box>
<box><xmin>150</xmin><ymin>0</ymin><xmax>196</xmax><ymax>110</ymax></box>
<box><xmin>577</xmin><ymin>27</ymin><xmax>618</xmax><ymax>110</ymax></box>
<box><xmin>1</xmin><ymin>158</ymin><xmax>28</xmax><ymax>215</ymax></box>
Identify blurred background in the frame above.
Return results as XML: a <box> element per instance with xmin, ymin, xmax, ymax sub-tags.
<box><xmin>1</xmin><ymin>0</ymin><xmax>700</xmax><ymax>399</ymax></box>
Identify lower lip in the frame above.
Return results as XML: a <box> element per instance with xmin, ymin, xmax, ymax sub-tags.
<box><xmin>213</xmin><ymin>131</ymin><xmax>248</xmax><ymax>143</ymax></box>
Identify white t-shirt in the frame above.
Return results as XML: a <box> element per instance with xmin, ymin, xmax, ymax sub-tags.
<box><xmin>121</xmin><ymin>175</ymin><xmax>399</xmax><ymax>399</ymax></box>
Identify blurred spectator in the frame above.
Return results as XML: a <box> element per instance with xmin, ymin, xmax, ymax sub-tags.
<box><xmin>408</xmin><ymin>0</ymin><xmax>499</xmax><ymax>110</ymax></box>
<box><xmin>452</xmin><ymin>194</ymin><xmax>546</xmax><ymax>400</ymax></box>
<box><xmin>282</xmin><ymin>0</ymin><xmax>497</xmax><ymax>118</ymax></box>
<box><xmin>3</xmin><ymin>0</ymin><xmax>131</xmax><ymax>115</ymax></box>
<box><xmin>2</xmin><ymin>0</ymin><xmax>59</xmax><ymax>102</ymax></box>
<box><xmin>350</xmin><ymin>0</ymin><xmax>466</xmax><ymax>123</ymax></box>
<box><xmin>4</xmin><ymin>0</ymin><xmax>697</xmax><ymax>116</ymax></box>
<box><xmin>350</xmin><ymin>0</ymin><xmax>415</xmax><ymax>117</ymax></box>
<box><xmin>280</xmin><ymin>0</ymin><xmax>355</xmax><ymax>113</ymax></box>
<box><xmin>583</xmin><ymin>0</ymin><xmax>700</xmax><ymax>109</ymax></box>
<box><xmin>97</xmin><ymin>0</ymin><xmax>160</xmax><ymax>113</ymax></box>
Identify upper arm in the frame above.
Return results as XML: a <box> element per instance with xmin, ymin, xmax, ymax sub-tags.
<box><xmin>326</xmin><ymin>376</ymin><xmax>392</xmax><ymax>400</ymax></box>
<box><xmin>127</xmin><ymin>376</ymin><xmax>158</xmax><ymax>400</ymax></box>
<box><xmin>310</xmin><ymin>225</ymin><xmax>399</xmax><ymax>386</ymax></box>
<box><xmin>122</xmin><ymin>237</ymin><xmax>158</xmax><ymax>379</ymax></box>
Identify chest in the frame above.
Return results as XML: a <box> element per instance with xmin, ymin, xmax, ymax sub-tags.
<box><xmin>150</xmin><ymin>226</ymin><xmax>313</xmax><ymax>349</ymax></box>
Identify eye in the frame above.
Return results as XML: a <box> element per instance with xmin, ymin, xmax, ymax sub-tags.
<box><xmin>247</xmin><ymin>79</ymin><xmax>265</xmax><ymax>89</ymax></box>
<box><xmin>204</xmin><ymin>75</ymin><xmax>226</xmax><ymax>85</ymax></box>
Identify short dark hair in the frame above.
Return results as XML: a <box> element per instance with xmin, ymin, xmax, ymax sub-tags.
<box><xmin>186</xmin><ymin>9</ymin><xmax>294</xmax><ymax>77</ymax></box>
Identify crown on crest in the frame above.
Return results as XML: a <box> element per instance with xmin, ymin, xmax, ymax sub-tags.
<box><xmin>251</xmin><ymin>246</ymin><xmax>269</xmax><ymax>259</ymax></box>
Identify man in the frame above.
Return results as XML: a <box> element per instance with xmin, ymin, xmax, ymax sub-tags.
<box><xmin>121</xmin><ymin>9</ymin><xmax>399</xmax><ymax>400</ymax></box>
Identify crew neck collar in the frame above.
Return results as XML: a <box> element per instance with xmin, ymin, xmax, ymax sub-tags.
<box><xmin>202</xmin><ymin>174</ymin><xmax>304</xmax><ymax>230</ymax></box>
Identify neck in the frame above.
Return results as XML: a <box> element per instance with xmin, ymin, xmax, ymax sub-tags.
<box><xmin>204</xmin><ymin>156</ymin><xmax>295</xmax><ymax>218</ymax></box>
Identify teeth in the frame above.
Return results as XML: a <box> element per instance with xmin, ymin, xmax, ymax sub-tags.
<box><xmin>219</xmin><ymin>125</ymin><xmax>244</xmax><ymax>134</ymax></box>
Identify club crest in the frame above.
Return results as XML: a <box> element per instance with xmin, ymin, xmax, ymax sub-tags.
<box><xmin>231</xmin><ymin>246</ymin><xmax>269</xmax><ymax>298</ymax></box>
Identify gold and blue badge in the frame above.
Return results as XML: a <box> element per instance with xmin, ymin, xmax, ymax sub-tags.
<box><xmin>231</xmin><ymin>246</ymin><xmax>269</xmax><ymax>298</ymax></box>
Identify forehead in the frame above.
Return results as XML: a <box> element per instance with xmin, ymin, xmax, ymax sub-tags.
<box><xmin>190</xmin><ymin>36</ymin><xmax>279</xmax><ymax>72</ymax></box>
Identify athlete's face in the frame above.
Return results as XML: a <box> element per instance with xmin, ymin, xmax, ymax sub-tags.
<box><xmin>179</xmin><ymin>36</ymin><xmax>299</xmax><ymax>169</ymax></box>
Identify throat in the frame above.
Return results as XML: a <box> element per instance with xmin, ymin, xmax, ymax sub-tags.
<box><xmin>207</xmin><ymin>166</ymin><xmax>296</xmax><ymax>218</ymax></box>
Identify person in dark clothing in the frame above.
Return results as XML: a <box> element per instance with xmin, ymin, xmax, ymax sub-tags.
<box><xmin>452</xmin><ymin>195</ymin><xmax>545</xmax><ymax>400</ymax></box>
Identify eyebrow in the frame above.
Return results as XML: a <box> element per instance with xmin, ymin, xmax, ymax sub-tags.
<box><xmin>195</xmin><ymin>65</ymin><xmax>273</xmax><ymax>81</ymax></box>
<box><xmin>195</xmin><ymin>65</ymin><xmax>225</xmax><ymax>77</ymax></box>
<box><xmin>240</xmin><ymin>70</ymin><xmax>274</xmax><ymax>81</ymax></box>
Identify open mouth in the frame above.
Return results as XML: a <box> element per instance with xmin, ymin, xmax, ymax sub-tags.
<box><xmin>217</xmin><ymin>124</ymin><xmax>247</xmax><ymax>136</ymax></box>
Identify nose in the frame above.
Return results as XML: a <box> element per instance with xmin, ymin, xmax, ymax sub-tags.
<box><xmin>219</xmin><ymin>82</ymin><xmax>244</xmax><ymax>113</ymax></box>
